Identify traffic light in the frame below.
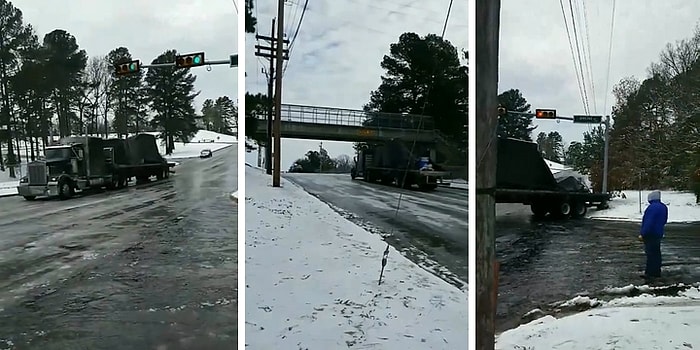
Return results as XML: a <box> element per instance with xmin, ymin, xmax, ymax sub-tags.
<box><xmin>497</xmin><ymin>106</ymin><xmax>507</xmax><ymax>116</ymax></box>
<box><xmin>115</xmin><ymin>60</ymin><xmax>140</xmax><ymax>76</ymax></box>
<box><xmin>535</xmin><ymin>108</ymin><xmax>556</xmax><ymax>119</ymax></box>
<box><xmin>230</xmin><ymin>54</ymin><xmax>238</xmax><ymax>67</ymax></box>
<box><xmin>175</xmin><ymin>52</ymin><xmax>205</xmax><ymax>69</ymax></box>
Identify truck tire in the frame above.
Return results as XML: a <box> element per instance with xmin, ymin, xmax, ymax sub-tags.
<box><xmin>531</xmin><ymin>203</ymin><xmax>548</xmax><ymax>218</ymax></box>
<box><xmin>58</xmin><ymin>179</ymin><xmax>73</xmax><ymax>200</ymax></box>
<box><xmin>571</xmin><ymin>201</ymin><xmax>587</xmax><ymax>218</ymax></box>
<box><xmin>23</xmin><ymin>196</ymin><xmax>36</xmax><ymax>201</ymax></box>
<box><xmin>552</xmin><ymin>201</ymin><xmax>572</xmax><ymax>218</ymax></box>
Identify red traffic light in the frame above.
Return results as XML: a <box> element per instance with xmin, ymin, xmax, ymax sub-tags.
<box><xmin>535</xmin><ymin>109</ymin><xmax>556</xmax><ymax>119</ymax></box>
<box><xmin>115</xmin><ymin>60</ymin><xmax>140</xmax><ymax>76</ymax></box>
<box><xmin>175</xmin><ymin>52</ymin><xmax>205</xmax><ymax>69</ymax></box>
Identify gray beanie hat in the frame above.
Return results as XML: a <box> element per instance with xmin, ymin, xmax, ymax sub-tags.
<box><xmin>648</xmin><ymin>190</ymin><xmax>661</xmax><ymax>202</ymax></box>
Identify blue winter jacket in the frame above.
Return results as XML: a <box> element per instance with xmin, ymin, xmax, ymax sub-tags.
<box><xmin>640</xmin><ymin>199</ymin><xmax>668</xmax><ymax>239</ymax></box>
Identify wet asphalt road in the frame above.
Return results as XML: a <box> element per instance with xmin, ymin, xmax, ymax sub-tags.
<box><xmin>0</xmin><ymin>146</ymin><xmax>237</xmax><ymax>349</ymax></box>
<box><xmin>495</xmin><ymin>203</ymin><xmax>700</xmax><ymax>333</ymax></box>
<box><xmin>284</xmin><ymin>173</ymin><xmax>468</xmax><ymax>288</ymax></box>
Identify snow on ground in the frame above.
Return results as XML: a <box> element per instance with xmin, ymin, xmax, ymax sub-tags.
<box><xmin>154</xmin><ymin>130</ymin><xmax>237</xmax><ymax>160</ymax></box>
<box><xmin>231</xmin><ymin>191</ymin><xmax>238</xmax><ymax>200</ymax></box>
<box><xmin>443</xmin><ymin>178</ymin><xmax>468</xmax><ymax>190</ymax></box>
<box><xmin>589</xmin><ymin>190</ymin><xmax>700</xmax><ymax>223</ymax></box>
<box><xmin>497</xmin><ymin>285</ymin><xmax>700</xmax><ymax>349</ymax></box>
<box><xmin>0</xmin><ymin>181</ymin><xmax>17</xmax><ymax>197</ymax></box>
<box><xmin>245</xmin><ymin>166</ymin><xmax>468</xmax><ymax>349</ymax></box>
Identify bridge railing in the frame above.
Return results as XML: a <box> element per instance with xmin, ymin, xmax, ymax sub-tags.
<box><xmin>255</xmin><ymin>103</ymin><xmax>435</xmax><ymax>130</ymax></box>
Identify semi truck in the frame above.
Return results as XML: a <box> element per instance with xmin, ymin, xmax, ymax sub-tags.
<box><xmin>350</xmin><ymin>140</ymin><xmax>450</xmax><ymax>191</ymax></box>
<box><xmin>495</xmin><ymin>137</ymin><xmax>609</xmax><ymax>219</ymax></box>
<box><xmin>17</xmin><ymin>134</ymin><xmax>171</xmax><ymax>200</ymax></box>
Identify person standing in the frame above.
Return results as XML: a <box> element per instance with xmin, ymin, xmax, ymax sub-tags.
<box><xmin>639</xmin><ymin>190</ymin><xmax>669</xmax><ymax>279</ymax></box>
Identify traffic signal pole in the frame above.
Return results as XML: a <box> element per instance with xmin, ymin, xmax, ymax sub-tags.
<box><xmin>140</xmin><ymin>56</ymin><xmax>238</xmax><ymax>69</ymax></box>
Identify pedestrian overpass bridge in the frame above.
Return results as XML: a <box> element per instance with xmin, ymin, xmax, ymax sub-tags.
<box><xmin>248</xmin><ymin>103</ymin><xmax>465</xmax><ymax>169</ymax></box>
<box><xmin>250</xmin><ymin>103</ymin><xmax>443</xmax><ymax>143</ymax></box>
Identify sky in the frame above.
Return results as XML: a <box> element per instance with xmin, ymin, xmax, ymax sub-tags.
<box><xmin>244</xmin><ymin>0</ymin><xmax>468</xmax><ymax>169</ymax></box>
<box><xmin>499</xmin><ymin>0</ymin><xmax>700</xmax><ymax>148</ymax></box>
<box><xmin>13</xmin><ymin>0</ymin><xmax>238</xmax><ymax>115</ymax></box>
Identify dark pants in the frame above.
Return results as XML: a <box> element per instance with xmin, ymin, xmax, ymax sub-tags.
<box><xmin>644</xmin><ymin>237</ymin><xmax>662</xmax><ymax>277</ymax></box>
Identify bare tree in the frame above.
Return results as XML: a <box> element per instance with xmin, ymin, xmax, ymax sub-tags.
<box><xmin>334</xmin><ymin>154</ymin><xmax>352</xmax><ymax>173</ymax></box>
<box><xmin>84</xmin><ymin>56</ymin><xmax>112</xmax><ymax>136</ymax></box>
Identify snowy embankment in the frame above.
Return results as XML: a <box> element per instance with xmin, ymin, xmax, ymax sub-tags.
<box><xmin>497</xmin><ymin>284</ymin><xmax>700</xmax><ymax>349</ymax></box>
<box><xmin>589</xmin><ymin>190</ymin><xmax>700</xmax><ymax>223</ymax></box>
<box><xmin>245</xmin><ymin>165</ymin><xmax>468</xmax><ymax>349</ymax></box>
<box><xmin>152</xmin><ymin>130</ymin><xmax>237</xmax><ymax>160</ymax></box>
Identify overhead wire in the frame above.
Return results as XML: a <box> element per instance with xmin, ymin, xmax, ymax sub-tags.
<box><xmin>559</xmin><ymin>0</ymin><xmax>588</xmax><ymax>116</ymax></box>
<box><xmin>568</xmin><ymin>0</ymin><xmax>591</xmax><ymax>115</ymax></box>
<box><xmin>581</xmin><ymin>0</ymin><xmax>597</xmax><ymax>114</ymax></box>
<box><xmin>603</xmin><ymin>0</ymin><xmax>617</xmax><ymax>115</ymax></box>
<box><xmin>282</xmin><ymin>0</ymin><xmax>309</xmax><ymax>74</ymax></box>
<box><xmin>392</xmin><ymin>0</ymin><xmax>455</xmax><ymax>224</ymax></box>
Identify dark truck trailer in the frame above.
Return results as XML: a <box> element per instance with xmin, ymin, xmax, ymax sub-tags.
<box><xmin>17</xmin><ymin>134</ymin><xmax>170</xmax><ymax>200</ymax></box>
<box><xmin>495</xmin><ymin>137</ymin><xmax>609</xmax><ymax>219</ymax></box>
<box><xmin>105</xmin><ymin>134</ymin><xmax>171</xmax><ymax>184</ymax></box>
<box><xmin>350</xmin><ymin>140</ymin><xmax>449</xmax><ymax>191</ymax></box>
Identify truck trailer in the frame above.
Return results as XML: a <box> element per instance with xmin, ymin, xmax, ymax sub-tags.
<box><xmin>18</xmin><ymin>134</ymin><xmax>171</xmax><ymax>200</ymax></box>
<box><xmin>351</xmin><ymin>140</ymin><xmax>449</xmax><ymax>191</ymax></box>
<box><xmin>495</xmin><ymin>137</ymin><xmax>609</xmax><ymax>219</ymax></box>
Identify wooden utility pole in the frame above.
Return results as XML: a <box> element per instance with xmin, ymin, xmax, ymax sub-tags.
<box><xmin>272</xmin><ymin>0</ymin><xmax>285</xmax><ymax>187</ymax></box>
<box><xmin>476</xmin><ymin>0</ymin><xmax>501</xmax><ymax>349</ymax></box>
<box><xmin>255</xmin><ymin>19</ymin><xmax>289</xmax><ymax>177</ymax></box>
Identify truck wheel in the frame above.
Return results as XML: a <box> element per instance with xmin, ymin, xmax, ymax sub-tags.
<box><xmin>554</xmin><ymin>201</ymin><xmax>572</xmax><ymax>218</ymax></box>
<box><xmin>572</xmin><ymin>201</ymin><xmax>587</xmax><ymax>218</ymax></box>
<box><xmin>23</xmin><ymin>196</ymin><xmax>36</xmax><ymax>201</ymax></box>
<box><xmin>531</xmin><ymin>203</ymin><xmax>548</xmax><ymax>218</ymax></box>
<box><xmin>58</xmin><ymin>179</ymin><xmax>73</xmax><ymax>200</ymax></box>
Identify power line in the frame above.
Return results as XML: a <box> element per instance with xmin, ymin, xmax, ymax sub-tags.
<box><xmin>603</xmin><ymin>0</ymin><xmax>617</xmax><ymax>115</ymax></box>
<box><xmin>283</xmin><ymin>0</ymin><xmax>309</xmax><ymax>74</ymax></box>
<box><xmin>580</xmin><ymin>0</ymin><xmax>597</xmax><ymax>114</ymax></box>
<box><xmin>559</xmin><ymin>0</ymin><xmax>588</xmax><ymax>116</ymax></box>
<box><xmin>568</xmin><ymin>0</ymin><xmax>591</xmax><ymax>115</ymax></box>
<box><xmin>393</xmin><ymin>0</ymin><xmax>456</xmax><ymax>223</ymax></box>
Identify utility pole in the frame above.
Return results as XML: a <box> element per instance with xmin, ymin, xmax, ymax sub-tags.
<box><xmin>476</xmin><ymin>0</ymin><xmax>501</xmax><ymax>348</ymax></box>
<box><xmin>255</xmin><ymin>18</ymin><xmax>289</xmax><ymax>178</ymax></box>
<box><xmin>272</xmin><ymin>0</ymin><xmax>286</xmax><ymax>187</ymax></box>
<box><xmin>602</xmin><ymin>115</ymin><xmax>610</xmax><ymax>194</ymax></box>
<box><xmin>319</xmin><ymin>141</ymin><xmax>323</xmax><ymax>173</ymax></box>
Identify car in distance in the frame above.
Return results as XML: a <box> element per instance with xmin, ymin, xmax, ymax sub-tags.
<box><xmin>200</xmin><ymin>149</ymin><xmax>213</xmax><ymax>158</ymax></box>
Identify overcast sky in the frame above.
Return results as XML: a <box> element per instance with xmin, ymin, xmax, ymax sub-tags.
<box><xmin>14</xmin><ymin>0</ymin><xmax>238</xmax><ymax>114</ymax></box>
<box><xmin>499</xmin><ymin>0</ymin><xmax>700</xmax><ymax>148</ymax></box>
<box><xmin>244</xmin><ymin>0</ymin><xmax>468</xmax><ymax>169</ymax></box>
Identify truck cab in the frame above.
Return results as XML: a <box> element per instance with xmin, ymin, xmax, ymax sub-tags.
<box><xmin>18</xmin><ymin>144</ymin><xmax>87</xmax><ymax>200</ymax></box>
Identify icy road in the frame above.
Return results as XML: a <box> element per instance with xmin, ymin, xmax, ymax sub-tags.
<box><xmin>0</xmin><ymin>147</ymin><xmax>237</xmax><ymax>349</ymax></box>
<box><xmin>284</xmin><ymin>173</ymin><xmax>468</xmax><ymax>289</ymax></box>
